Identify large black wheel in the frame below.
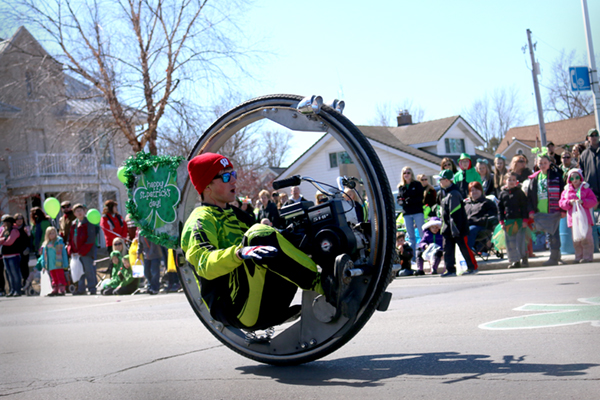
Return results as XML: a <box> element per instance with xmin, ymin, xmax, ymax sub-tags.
<box><xmin>177</xmin><ymin>94</ymin><xmax>396</xmax><ymax>365</ymax></box>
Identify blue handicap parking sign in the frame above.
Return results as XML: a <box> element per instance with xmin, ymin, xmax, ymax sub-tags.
<box><xmin>569</xmin><ymin>66</ymin><xmax>591</xmax><ymax>91</ymax></box>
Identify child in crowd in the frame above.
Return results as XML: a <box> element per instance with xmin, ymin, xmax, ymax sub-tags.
<box><xmin>102</xmin><ymin>252</ymin><xmax>137</xmax><ymax>295</ymax></box>
<box><xmin>396</xmin><ymin>231</ymin><xmax>414</xmax><ymax>276</ymax></box>
<box><xmin>416</xmin><ymin>217</ymin><xmax>444</xmax><ymax>275</ymax></box>
<box><xmin>41</xmin><ymin>227</ymin><xmax>68</xmax><ymax>296</ymax></box>
<box><xmin>498</xmin><ymin>172</ymin><xmax>530</xmax><ymax>268</ymax></box>
<box><xmin>559</xmin><ymin>169</ymin><xmax>598</xmax><ymax>263</ymax></box>
<box><xmin>453</xmin><ymin>153</ymin><xmax>482</xmax><ymax>199</ymax></box>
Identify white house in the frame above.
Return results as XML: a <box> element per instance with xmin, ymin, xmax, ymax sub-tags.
<box><xmin>276</xmin><ymin>114</ymin><xmax>487</xmax><ymax>201</ymax></box>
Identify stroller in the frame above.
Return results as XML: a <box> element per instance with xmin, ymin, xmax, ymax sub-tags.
<box><xmin>471</xmin><ymin>216</ymin><xmax>504</xmax><ymax>262</ymax></box>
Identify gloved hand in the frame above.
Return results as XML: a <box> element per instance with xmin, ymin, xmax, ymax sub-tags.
<box><xmin>237</xmin><ymin>246</ymin><xmax>278</xmax><ymax>261</ymax></box>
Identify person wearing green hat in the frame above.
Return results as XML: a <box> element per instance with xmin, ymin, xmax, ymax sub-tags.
<box><xmin>579</xmin><ymin>128</ymin><xmax>600</xmax><ymax>202</ymax></box>
<box><xmin>435</xmin><ymin>169</ymin><xmax>478</xmax><ymax>277</ymax></box>
<box><xmin>453</xmin><ymin>153</ymin><xmax>482</xmax><ymax>199</ymax></box>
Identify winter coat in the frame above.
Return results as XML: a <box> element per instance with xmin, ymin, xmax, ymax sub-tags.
<box><xmin>418</xmin><ymin>229</ymin><xmax>444</xmax><ymax>250</ymax></box>
<box><xmin>453</xmin><ymin>166</ymin><xmax>482</xmax><ymax>198</ymax></box>
<box><xmin>105</xmin><ymin>256</ymin><xmax>135</xmax><ymax>289</ymax></box>
<box><xmin>137</xmin><ymin>235</ymin><xmax>163</xmax><ymax>261</ymax></box>
<box><xmin>423</xmin><ymin>187</ymin><xmax>437</xmax><ymax>208</ymax></box>
<box><xmin>396</xmin><ymin>181</ymin><xmax>425</xmax><ymax>215</ymax></box>
<box><xmin>397</xmin><ymin>242</ymin><xmax>413</xmax><ymax>268</ymax></box>
<box><xmin>42</xmin><ymin>237</ymin><xmax>68</xmax><ymax>271</ymax></box>
<box><xmin>559</xmin><ymin>183</ymin><xmax>598</xmax><ymax>227</ymax></box>
<box><xmin>465</xmin><ymin>196</ymin><xmax>498</xmax><ymax>228</ymax></box>
<box><xmin>578</xmin><ymin>145</ymin><xmax>600</xmax><ymax>201</ymax></box>
<box><xmin>100</xmin><ymin>213</ymin><xmax>129</xmax><ymax>247</ymax></box>
<box><xmin>0</xmin><ymin>226</ymin><xmax>21</xmax><ymax>257</ymax></box>
<box><xmin>31</xmin><ymin>220</ymin><xmax>51</xmax><ymax>253</ymax></box>
<box><xmin>257</xmin><ymin>201</ymin><xmax>282</xmax><ymax>228</ymax></box>
<box><xmin>526</xmin><ymin>167</ymin><xmax>564</xmax><ymax>215</ymax></box>
<box><xmin>481</xmin><ymin>173</ymin><xmax>496</xmax><ymax>197</ymax></box>
<box><xmin>514</xmin><ymin>168</ymin><xmax>532</xmax><ymax>184</ymax></box>
<box><xmin>68</xmin><ymin>218</ymin><xmax>96</xmax><ymax>257</ymax></box>
<box><xmin>439</xmin><ymin>182</ymin><xmax>469</xmax><ymax>237</ymax></box>
<box><xmin>498</xmin><ymin>186</ymin><xmax>529</xmax><ymax>222</ymax></box>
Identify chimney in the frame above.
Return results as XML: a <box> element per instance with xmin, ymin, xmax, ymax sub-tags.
<box><xmin>397</xmin><ymin>110</ymin><xmax>412</xmax><ymax>126</ymax></box>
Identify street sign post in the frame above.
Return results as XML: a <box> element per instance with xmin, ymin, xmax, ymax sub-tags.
<box><xmin>570</xmin><ymin>66</ymin><xmax>591</xmax><ymax>91</ymax></box>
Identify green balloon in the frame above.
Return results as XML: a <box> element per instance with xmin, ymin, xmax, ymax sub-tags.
<box><xmin>87</xmin><ymin>208</ymin><xmax>101</xmax><ymax>225</ymax></box>
<box><xmin>117</xmin><ymin>166</ymin><xmax>127</xmax><ymax>185</ymax></box>
<box><xmin>43</xmin><ymin>197</ymin><xmax>61</xmax><ymax>219</ymax></box>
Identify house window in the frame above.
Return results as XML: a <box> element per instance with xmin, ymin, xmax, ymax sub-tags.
<box><xmin>445</xmin><ymin>138</ymin><xmax>465</xmax><ymax>154</ymax></box>
<box><xmin>98</xmin><ymin>135</ymin><xmax>113</xmax><ymax>165</ymax></box>
<box><xmin>516</xmin><ymin>149</ymin><xmax>523</xmax><ymax>155</ymax></box>
<box><xmin>25</xmin><ymin>70</ymin><xmax>34</xmax><ymax>97</ymax></box>
<box><xmin>329</xmin><ymin>151</ymin><xmax>354</xmax><ymax>168</ymax></box>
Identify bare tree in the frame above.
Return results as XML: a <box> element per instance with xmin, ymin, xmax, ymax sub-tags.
<box><xmin>7</xmin><ymin>0</ymin><xmax>255</xmax><ymax>155</ymax></box>
<box><xmin>370</xmin><ymin>100</ymin><xmax>425</xmax><ymax>126</ymax></box>
<box><xmin>463</xmin><ymin>86</ymin><xmax>526</xmax><ymax>154</ymax></box>
<box><xmin>542</xmin><ymin>49</ymin><xmax>593</xmax><ymax>121</ymax></box>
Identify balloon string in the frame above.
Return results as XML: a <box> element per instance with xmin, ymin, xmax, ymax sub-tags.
<box><xmin>98</xmin><ymin>225</ymin><xmax>132</xmax><ymax>244</ymax></box>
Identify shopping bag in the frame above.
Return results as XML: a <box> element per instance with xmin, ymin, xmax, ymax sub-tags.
<box><xmin>572</xmin><ymin>202</ymin><xmax>589</xmax><ymax>242</ymax></box>
<box><xmin>491</xmin><ymin>224</ymin><xmax>506</xmax><ymax>250</ymax></box>
<box><xmin>455</xmin><ymin>244</ymin><xmax>468</xmax><ymax>275</ymax></box>
<box><xmin>131</xmin><ymin>260</ymin><xmax>144</xmax><ymax>278</ymax></box>
<box><xmin>70</xmin><ymin>254</ymin><xmax>84</xmax><ymax>282</ymax></box>
<box><xmin>167</xmin><ymin>249</ymin><xmax>177</xmax><ymax>273</ymax></box>
<box><xmin>422</xmin><ymin>243</ymin><xmax>441</xmax><ymax>262</ymax></box>
<box><xmin>40</xmin><ymin>269</ymin><xmax>52</xmax><ymax>296</ymax></box>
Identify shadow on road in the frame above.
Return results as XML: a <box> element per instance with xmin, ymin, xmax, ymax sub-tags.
<box><xmin>237</xmin><ymin>352</ymin><xmax>599</xmax><ymax>387</ymax></box>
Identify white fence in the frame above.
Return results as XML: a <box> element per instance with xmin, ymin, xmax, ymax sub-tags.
<box><xmin>9</xmin><ymin>153</ymin><xmax>98</xmax><ymax>179</ymax></box>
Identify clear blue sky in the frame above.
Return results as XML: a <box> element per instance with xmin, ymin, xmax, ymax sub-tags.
<box><xmin>240</xmin><ymin>0</ymin><xmax>599</xmax><ymax>164</ymax></box>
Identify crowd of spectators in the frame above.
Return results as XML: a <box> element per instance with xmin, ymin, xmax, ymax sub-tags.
<box><xmin>396</xmin><ymin>128</ymin><xmax>600</xmax><ymax>275</ymax></box>
<box><xmin>0</xmin><ymin>199</ymin><xmax>180</xmax><ymax>297</ymax></box>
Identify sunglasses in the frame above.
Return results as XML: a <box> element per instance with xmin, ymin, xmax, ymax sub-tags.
<box><xmin>562</xmin><ymin>156</ymin><xmax>571</xmax><ymax>159</ymax></box>
<box><xmin>420</xmin><ymin>178</ymin><xmax>428</xmax><ymax>181</ymax></box>
<box><xmin>403</xmin><ymin>171</ymin><xmax>412</xmax><ymax>175</ymax></box>
<box><xmin>114</xmin><ymin>243</ymin><xmax>124</xmax><ymax>246</ymax></box>
<box><xmin>569</xmin><ymin>176</ymin><xmax>581</xmax><ymax>182</ymax></box>
<box><xmin>214</xmin><ymin>170</ymin><xmax>237</xmax><ymax>183</ymax></box>
<box><xmin>61</xmin><ymin>205</ymin><xmax>71</xmax><ymax>209</ymax></box>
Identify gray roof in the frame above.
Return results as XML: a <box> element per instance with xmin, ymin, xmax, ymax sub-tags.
<box><xmin>357</xmin><ymin>125</ymin><xmax>442</xmax><ymax>165</ymax></box>
<box><xmin>386</xmin><ymin>115</ymin><xmax>460</xmax><ymax>145</ymax></box>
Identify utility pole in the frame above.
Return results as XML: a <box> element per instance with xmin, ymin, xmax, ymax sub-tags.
<box><xmin>527</xmin><ymin>29</ymin><xmax>547</xmax><ymax>147</ymax></box>
<box><xmin>581</xmin><ymin>0</ymin><xmax>600</xmax><ymax>131</ymax></box>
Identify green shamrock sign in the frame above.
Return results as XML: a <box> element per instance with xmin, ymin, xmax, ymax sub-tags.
<box><xmin>123</xmin><ymin>153</ymin><xmax>186</xmax><ymax>249</ymax></box>
<box><xmin>133</xmin><ymin>166</ymin><xmax>181</xmax><ymax>229</ymax></box>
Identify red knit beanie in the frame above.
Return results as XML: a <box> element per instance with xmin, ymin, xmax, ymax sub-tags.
<box><xmin>188</xmin><ymin>153</ymin><xmax>233</xmax><ymax>195</ymax></box>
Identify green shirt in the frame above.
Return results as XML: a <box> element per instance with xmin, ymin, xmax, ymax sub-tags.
<box><xmin>537</xmin><ymin>173</ymin><xmax>549</xmax><ymax>213</ymax></box>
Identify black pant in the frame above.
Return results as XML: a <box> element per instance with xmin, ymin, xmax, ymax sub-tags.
<box><xmin>0</xmin><ymin>258</ymin><xmax>5</xmax><ymax>293</ymax></box>
<box><xmin>19</xmin><ymin>252</ymin><xmax>30</xmax><ymax>285</ymax></box>
<box><xmin>443</xmin><ymin>234</ymin><xmax>478</xmax><ymax>273</ymax></box>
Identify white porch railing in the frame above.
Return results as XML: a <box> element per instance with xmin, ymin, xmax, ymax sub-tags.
<box><xmin>8</xmin><ymin>152</ymin><xmax>98</xmax><ymax>179</ymax></box>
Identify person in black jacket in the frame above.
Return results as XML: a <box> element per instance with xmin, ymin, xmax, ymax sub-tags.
<box><xmin>465</xmin><ymin>181</ymin><xmax>498</xmax><ymax>250</ymax></box>
<box><xmin>397</xmin><ymin>166</ymin><xmax>425</xmax><ymax>259</ymax></box>
<box><xmin>257</xmin><ymin>189</ymin><xmax>282</xmax><ymax>228</ymax></box>
<box><xmin>436</xmin><ymin>169</ymin><xmax>478</xmax><ymax>277</ymax></box>
<box><xmin>395</xmin><ymin>231</ymin><xmax>414</xmax><ymax>276</ymax></box>
<box><xmin>498</xmin><ymin>172</ymin><xmax>530</xmax><ymax>268</ymax></box>
<box><xmin>525</xmin><ymin>153</ymin><xmax>565</xmax><ymax>265</ymax></box>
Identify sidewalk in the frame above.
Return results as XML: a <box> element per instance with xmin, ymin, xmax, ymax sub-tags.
<box><xmin>474</xmin><ymin>249</ymin><xmax>600</xmax><ymax>271</ymax></box>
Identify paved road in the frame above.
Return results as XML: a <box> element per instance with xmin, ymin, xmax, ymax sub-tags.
<box><xmin>1</xmin><ymin>263</ymin><xmax>599</xmax><ymax>399</ymax></box>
